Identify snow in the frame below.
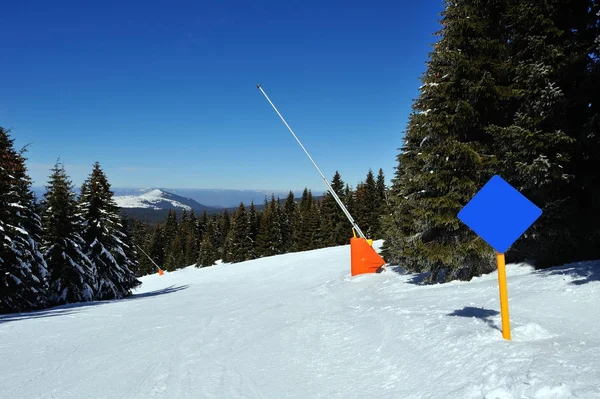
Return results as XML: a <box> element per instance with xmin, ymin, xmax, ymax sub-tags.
<box><xmin>1</xmin><ymin>242</ymin><xmax>599</xmax><ymax>398</ymax></box>
<box><xmin>114</xmin><ymin>189</ymin><xmax>193</xmax><ymax>211</ymax></box>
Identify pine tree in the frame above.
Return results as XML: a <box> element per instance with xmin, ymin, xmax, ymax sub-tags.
<box><xmin>131</xmin><ymin>219</ymin><xmax>153</xmax><ymax>276</ymax></box>
<box><xmin>484</xmin><ymin>0</ymin><xmax>594</xmax><ymax>268</ymax></box>
<box><xmin>117</xmin><ymin>217</ymin><xmax>142</xmax><ymax>283</ymax></box>
<box><xmin>574</xmin><ymin>2</ymin><xmax>600</xmax><ymax>261</ymax></box>
<box><xmin>223</xmin><ymin>203</ymin><xmax>253</xmax><ymax>263</ymax></box>
<box><xmin>353</xmin><ymin>169</ymin><xmax>381</xmax><ymax>237</ymax></box>
<box><xmin>320</xmin><ymin>171</ymin><xmax>351</xmax><ymax>246</ymax></box>
<box><xmin>0</xmin><ymin>127</ymin><xmax>48</xmax><ymax>313</ymax></box>
<box><xmin>293</xmin><ymin>188</ymin><xmax>322</xmax><ymax>251</ymax></box>
<box><xmin>80</xmin><ymin>162</ymin><xmax>140</xmax><ymax>299</ymax></box>
<box><xmin>146</xmin><ymin>224</ymin><xmax>166</xmax><ymax>273</ymax></box>
<box><xmin>197</xmin><ymin>221</ymin><xmax>219</xmax><ymax>267</ymax></box>
<box><xmin>375</xmin><ymin>168</ymin><xmax>388</xmax><ymax>236</ymax></box>
<box><xmin>40</xmin><ymin>161</ymin><xmax>95</xmax><ymax>305</ymax></box>
<box><xmin>382</xmin><ymin>0</ymin><xmax>512</xmax><ymax>282</ymax></box>
<box><xmin>248</xmin><ymin>201</ymin><xmax>259</xmax><ymax>259</ymax></box>
<box><xmin>281</xmin><ymin>191</ymin><xmax>297</xmax><ymax>252</ymax></box>
<box><xmin>256</xmin><ymin>195</ymin><xmax>284</xmax><ymax>256</ymax></box>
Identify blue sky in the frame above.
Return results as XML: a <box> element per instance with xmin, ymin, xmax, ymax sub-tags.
<box><xmin>1</xmin><ymin>0</ymin><xmax>444</xmax><ymax>192</ymax></box>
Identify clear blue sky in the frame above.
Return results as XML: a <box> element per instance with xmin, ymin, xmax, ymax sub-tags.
<box><xmin>1</xmin><ymin>0</ymin><xmax>444</xmax><ymax>192</ymax></box>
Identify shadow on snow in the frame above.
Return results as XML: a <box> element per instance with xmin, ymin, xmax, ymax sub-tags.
<box><xmin>535</xmin><ymin>260</ymin><xmax>600</xmax><ymax>286</ymax></box>
<box><xmin>0</xmin><ymin>284</ymin><xmax>189</xmax><ymax>324</ymax></box>
<box><xmin>388</xmin><ymin>265</ymin><xmax>431</xmax><ymax>285</ymax></box>
<box><xmin>447</xmin><ymin>306</ymin><xmax>500</xmax><ymax>331</ymax></box>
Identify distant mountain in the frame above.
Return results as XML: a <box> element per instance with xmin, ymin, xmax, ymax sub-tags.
<box><xmin>114</xmin><ymin>189</ymin><xmax>218</xmax><ymax>212</ymax></box>
<box><xmin>162</xmin><ymin>188</ymin><xmax>325</xmax><ymax>208</ymax></box>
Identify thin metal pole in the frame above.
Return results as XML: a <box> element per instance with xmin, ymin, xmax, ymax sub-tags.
<box><xmin>135</xmin><ymin>244</ymin><xmax>162</xmax><ymax>272</ymax></box>
<box><xmin>257</xmin><ymin>84</ymin><xmax>366</xmax><ymax>239</ymax></box>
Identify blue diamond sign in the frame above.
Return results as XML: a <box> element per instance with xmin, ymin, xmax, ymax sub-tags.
<box><xmin>458</xmin><ymin>175</ymin><xmax>542</xmax><ymax>254</ymax></box>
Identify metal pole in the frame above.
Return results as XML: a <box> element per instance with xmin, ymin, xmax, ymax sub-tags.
<box><xmin>257</xmin><ymin>84</ymin><xmax>366</xmax><ymax>239</ymax></box>
<box><xmin>135</xmin><ymin>244</ymin><xmax>162</xmax><ymax>272</ymax></box>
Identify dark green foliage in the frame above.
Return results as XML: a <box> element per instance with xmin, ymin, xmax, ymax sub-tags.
<box><xmin>320</xmin><ymin>171</ymin><xmax>352</xmax><ymax>246</ymax></box>
<box><xmin>281</xmin><ymin>191</ymin><xmax>297</xmax><ymax>251</ymax></box>
<box><xmin>41</xmin><ymin>161</ymin><xmax>95</xmax><ymax>305</ymax></box>
<box><xmin>130</xmin><ymin>220</ymin><xmax>154</xmax><ymax>276</ymax></box>
<box><xmin>223</xmin><ymin>203</ymin><xmax>254</xmax><ymax>263</ymax></box>
<box><xmin>146</xmin><ymin>224</ymin><xmax>166</xmax><ymax>273</ymax></box>
<box><xmin>0</xmin><ymin>127</ymin><xmax>48</xmax><ymax>313</ymax></box>
<box><xmin>197</xmin><ymin>221</ymin><xmax>219</xmax><ymax>267</ymax></box>
<box><xmin>382</xmin><ymin>0</ymin><xmax>510</xmax><ymax>282</ymax></box>
<box><xmin>248</xmin><ymin>202</ymin><xmax>259</xmax><ymax>259</ymax></box>
<box><xmin>354</xmin><ymin>169</ymin><xmax>382</xmax><ymax>238</ymax></box>
<box><xmin>293</xmin><ymin>188</ymin><xmax>323</xmax><ymax>251</ymax></box>
<box><xmin>80</xmin><ymin>162</ymin><xmax>140</xmax><ymax>299</ymax></box>
<box><xmin>375</xmin><ymin>168</ymin><xmax>388</xmax><ymax>236</ymax></box>
<box><xmin>256</xmin><ymin>195</ymin><xmax>284</xmax><ymax>257</ymax></box>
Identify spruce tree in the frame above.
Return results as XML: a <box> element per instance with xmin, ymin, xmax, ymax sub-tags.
<box><xmin>375</xmin><ymin>168</ymin><xmax>388</xmax><ymax>236</ymax></box>
<box><xmin>146</xmin><ymin>224</ymin><xmax>166</xmax><ymax>273</ymax></box>
<box><xmin>353</xmin><ymin>170</ymin><xmax>381</xmax><ymax>238</ymax></box>
<box><xmin>320</xmin><ymin>171</ymin><xmax>351</xmax><ymax>246</ymax></box>
<box><xmin>80</xmin><ymin>162</ymin><xmax>140</xmax><ymax>299</ymax></box>
<box><xmin>0</xmin><ymin>127</ymin><xmax>48</xmax><ymax>313</ymax></box>
<box><xmin>485</xmin><ymin>0</ymin><xmax>591</xmax><ymax>267</ymax></box>
<box><xmin>197</xmin><ymin>221</ymin><xmax>219</xmax><ymax>267</ymax></box>
<box><xmin>248</xmin><ymin>201</ymin><xmax>259</xmax><ymax>259</ymax></box>
<box><xmin>293</xmin><ymin>188</ymin><xmax>322</xmax><ymax>251</ymax></box>
<box><xmin>281</xmin><ymin>191</ymin><xmax>297</xmax><ymax>252</ymax></box>
<box><xmin>574</xmin><ymin>2</ymin><xmax>600</xmax><ymax>261</ymax></box>
<box><xmin>382</xmin><ymin>0</ymin><xmax>511</xmax><ymax>282</ymax></box>
<box><xmin>40</xmin><ymin>161</ymin><xmax>95</xmax><ymax>305</ymax></box>
<box><xmin>256</xmin><ymin>195</ymin><xmax>284</xmax><ymax>256</ymax></box>
<box><xmin>223</xmin><ymin>203</ymin><xmax>253</xmax><ymax>263</ymax></box>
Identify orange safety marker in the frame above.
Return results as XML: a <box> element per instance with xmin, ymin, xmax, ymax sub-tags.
<box><xmin>350</xmin><ymin>237</ymin><xmax>386</xmax><ymax>276</ymax></box>
<box><xmin>158</xmin><ymin>269</ymin><xmax>164</xmax><ymax>276</ymax></box>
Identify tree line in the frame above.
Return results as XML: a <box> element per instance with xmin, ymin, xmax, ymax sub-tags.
<box><xmin>380</xmin><ymin>0</ymin><xmax>600</xmax><ymax>282</ymax></box>
<box><xmin>132</xmin><ymin>169</ymin><xmax>388</xmax><ymax>274</ymax></box>
<box><xmin>1</xmin><ymin>127</ymin><xmax>140</xmax><ymax>314</ymax></box>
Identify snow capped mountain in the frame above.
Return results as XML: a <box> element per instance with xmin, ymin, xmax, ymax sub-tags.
<box><xmin>114</xmin><ymin>189</ymin><xmax>208</xmax><ymax>211</ymax></box>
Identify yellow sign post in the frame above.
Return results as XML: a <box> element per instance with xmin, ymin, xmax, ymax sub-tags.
<box><xmin>496</xmin><ymin>252</ymin><xmax>511</xmax><ymax>340</ymax></box>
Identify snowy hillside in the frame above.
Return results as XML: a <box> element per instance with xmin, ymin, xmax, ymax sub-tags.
<box><xmin>1</xmin><ymin>242</ymin><xmax>599</xmax><ymax>398</ymax></box>
<box><xmin>114</xmin><ymin>189</ymin><xmax>208</xmax><ymax>211</ymax></box>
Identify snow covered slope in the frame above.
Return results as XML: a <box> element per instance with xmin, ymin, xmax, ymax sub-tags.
<box><xmin>114</xmin><ymin>188</ymin><xmax>206</xmax><ymax>211</ymax></box>
<box><xmin>1</xmin><ymin>242</ymin><xmax>599</xmax><ymax>398</ymax></box>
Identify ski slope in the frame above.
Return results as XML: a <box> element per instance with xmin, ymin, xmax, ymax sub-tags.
<box><xmin>1</xmin><ymin>242</ymin><xmax>599</xmax><ymax>398</ymax></box>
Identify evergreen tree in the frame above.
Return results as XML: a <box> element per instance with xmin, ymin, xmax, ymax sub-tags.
<box><xmin>115</xmin><ymin>217</ymin><xmax>142</xmax><ymax>289</ymax></box>
<box><xmin>293</xmin><ymin>188</ymin><xmax>322</xmax><ymax>251</ymax></box>
<box><xmin>0</xmin><ymin>127</ymin><xmax>48</xmax><ymax>313</ymax></box>
<box><xmin>163</xmin><ymin>210</ymin><xmax>178</xmax><ymax>248</ymax></box>
<box><xmin>320</xmin><ymin>171</ymin><xmax>351</xmax><ymax>246</ymax></box>
<box><xmin>197</xmin><ymin>221</ymin><xmax>219</xmax><ymax>267</ymax></box>
<box><xmin>248</xmin><ymin>201</ymin><xmax>259</xmax><ymax>259</ymax></box>
<box><xmin>256</xmin><ymin>195</ymin><xmax>284</xmax><ymax>256</ymax></box>
<box><xmin>146</xmin><ymin>224</ymin><xmax>166</xmax><ymax>273</ymax></box>
<box><xmin>353</xmin><ymin>169</ymin><xmax>381</xmax><ymax>237</ymax></box>
<box><xmin>80</xmin><ymin>162</ymin><xmax>140</xmax><ymax>299</ymax></box>
<box><xmin>281</xmin><ymin>191</ymin><xmax>297</xmax><ymax>251</ymax></box>
<box><xmin>486</xmin><ymin>0</ymin><xmax>591</xmax><ymax>267</ymax></box>
<box><xmin>382</xmin><ymin>0</ymin><xmax>511</xmax><ymax>282</ymax></box>
<box><xmin>574</xmin><ymin>2</ymin><xmax>600</xmax><ymax>261</ymax></box>
<box><xmin>40</xmin><ymin>161</ymin><xmax>95</xmax><ymax>305</ymax></box>
<box><xmin>223</xmin><ymin>203</ymin><xmax>253</xmax><ymax>262</ymax></box>
<box><xmin>375</xmin><ymin>168</ymin><xmax>388</xmax><ymax>236</ymax></box>
<box><xmin>131</xmin><ymin>220</ymin><xmax>153</xmax><ymax>276</ymax></box>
